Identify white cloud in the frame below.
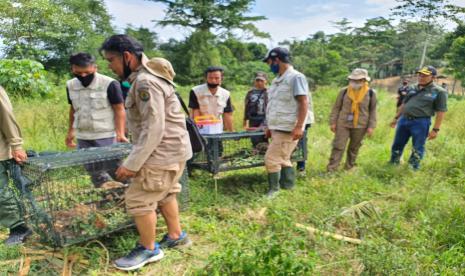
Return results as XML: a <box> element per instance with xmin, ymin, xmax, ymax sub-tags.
<box><xmin>104</xmin><ymin>0</ymin><xmax>465</xmax><ymax>45</ymax></box>
<box><xmin>105</xmin><ymin>0</ymin><xmax>189</xmax><ymax>41</ymax></box>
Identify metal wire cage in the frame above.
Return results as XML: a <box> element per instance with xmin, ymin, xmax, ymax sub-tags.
<box><xmin>189</xmin><ymin>131</ymin><xmax>308</xmax><ymax>174</ymax></box>
<box><xmin>19</xmin><ymin>144</ymin><xmax>189</xmax><ymax>247</ymax></box>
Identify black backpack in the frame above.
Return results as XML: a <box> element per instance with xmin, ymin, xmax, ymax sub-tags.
<box><xmin>176</xmin><ymin>92</ymin><xmax>206</xmax><ymax>153</ymax></box>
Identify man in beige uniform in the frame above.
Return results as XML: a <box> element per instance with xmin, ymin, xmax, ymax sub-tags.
<box><xmin>0</xmin><ymin>86</ymin><xmax>31</xmax><ymax>245</ymax></box>
<box><xmin>101</xmin><ymin>35</ymin><xmax>192</xmax><ymax>271</ymax></box>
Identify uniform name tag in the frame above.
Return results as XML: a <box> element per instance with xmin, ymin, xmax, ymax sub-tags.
<box><xmin>347</xmin><ymin>113</ymin><xmax>354</xmax><ymax>121</ymax></box>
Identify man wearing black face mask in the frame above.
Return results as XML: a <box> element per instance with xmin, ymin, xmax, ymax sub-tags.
<box><xmin>188</xmin><ymin>66</ymin><xmax>234</xmax><ymax>132</ymax></box>
<box><xmin>66</xmin><ymin>52</ymin><xmax>128</xmax><ymax>187</ymax></box>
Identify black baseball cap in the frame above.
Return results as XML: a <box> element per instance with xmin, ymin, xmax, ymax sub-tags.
<box><xmin>262</xmin><ymin>47</ymin><xmax>290</xmax><ymax>63</ymax></box>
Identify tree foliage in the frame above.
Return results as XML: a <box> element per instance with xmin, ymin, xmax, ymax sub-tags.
<box><xmin>0</xmin><ymin>0</ymin><xmax>113</xmax><ymax>73</ymax></box>
<box><xmin>446</xmin><ymin>36</ymin><xmax>465</xmax><ymax>87</ymax></box>
<box><xmin>147</xmin><ymin>0</ymin><xmax>268</xmax><ymax>38</ymax></box>
<box><xmin>0</xmin><ymin>59</ymin><xmax>51</xmax><ymax>97</ymax></box>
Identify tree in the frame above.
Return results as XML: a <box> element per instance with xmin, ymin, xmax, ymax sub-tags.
<box><xmin>124</xmin><ymin>25</ymin><xmax>162</xmax><ymax>58</ymax></box>
<box><xmin>391</xmin><ymin>0</ymin><xmax>465</xmax><ymax>67</ymax></box>
<box><xmin>331</xmin><ymin>18</ymin><xmax>353</xmax><ymax>34</ymax></box>
<box><xmin>147</xmin><ymin>0</ymin><xmax>269</xmax><ymax>38</ymax></box>
<box><xmin>445</xmin><ymin>36</ymin><xmax>465</xmax><ymax>94</ymax></box>
<box><xmin>151</xmin><ymin>0</ymin><xmax>269</xmax><ymax>84</ymax></box>
<box><xmin>0</xmin><ymin>0</ymin><xmax>113</xmax><ymax>73</ymax></box>
<box><xmin>290</xmin><ymin>34</ymin><xmax>348</xmax><ymax>86</ymax></box>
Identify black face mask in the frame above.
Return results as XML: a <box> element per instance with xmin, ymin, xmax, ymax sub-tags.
<box><xmin>207</xmin><ymin>83</ymin><xmax>220</xmax><ymax>89</ymax></box>
<box><xmin>123</xmin><ymin>55</ymin><xmax>132</xmax><ymax>80</ymax></box>
<box><xmin>75</xmin><ymin>73</ymin><xmax>95</xmax><ymax>87</ymax></box>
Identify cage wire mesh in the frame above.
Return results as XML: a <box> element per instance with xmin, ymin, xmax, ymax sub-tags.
<box><xmin>18</xmin><ymin>143</ymin><xmax>189</xmax><ymax>247</ymax></box>
<box><xmin>190</xmin><ymin>131</ymin><xmax>307</xmax><ymax>174</ymax></box>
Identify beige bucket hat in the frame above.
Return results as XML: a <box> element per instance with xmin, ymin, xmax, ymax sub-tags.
<box><xmin>348</xmin><ymin>68</ymin><xmax>371</xmax><ymax>82</ymax></box>
<box><xmin>143</xmin><ymin>57</ymin><xmax>176</xmax><ymax>86</ymax></box>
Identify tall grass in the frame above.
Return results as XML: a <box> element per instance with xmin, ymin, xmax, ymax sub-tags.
<box><xmin>1</xmin><ymin>83</ymin><xmax>465</xmax><ymax>275</ymax></box>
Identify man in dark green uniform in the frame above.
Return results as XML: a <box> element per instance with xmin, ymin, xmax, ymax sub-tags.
<box><xmin>389</xmin><ymin>66</ymin><xmax>447</xmax><ymax>169</ymax></box>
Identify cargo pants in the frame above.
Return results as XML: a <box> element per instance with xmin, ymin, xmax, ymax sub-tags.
<box><xmin>327</xmin><ymin>126</ymin><xmax>367</xmax><ymax>172</ymax></box>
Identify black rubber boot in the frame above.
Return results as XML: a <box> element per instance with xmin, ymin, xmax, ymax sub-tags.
<box><xmin>266</xmin><ymin>172</ymin><xmax>280</xmax><ymax>198</ymax></box>
<box><xmin>280</xmin><ymin>166</ymin><xmax>296</xmax><ymax>190</ymax></box>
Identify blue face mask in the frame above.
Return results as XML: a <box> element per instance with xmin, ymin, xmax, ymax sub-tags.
<box><xmin>270</xmin><ymin>63</ymin><xmax>280</xmax><ymax>74</ymax></box>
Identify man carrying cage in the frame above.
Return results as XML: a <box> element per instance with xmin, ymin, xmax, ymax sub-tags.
<box><xmin>0</xmin><ymin>85</ymin><xmax>32</xmax><ymax>245</ymax></box>
<box><xmin>65</xmin><ymin>52</ymin><xmax>128</xmax><ymax>187</ymax></box>
<box><xmin>101</xmin><ymin>35</ymin><xmax>192</xmax><ymax>271</ymax></box>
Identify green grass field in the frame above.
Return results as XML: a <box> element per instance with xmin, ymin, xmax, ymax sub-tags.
<box><xmin>1</xmin><ymin>84</ymin><xmax>465</xmax><ymax>275</ymax></box>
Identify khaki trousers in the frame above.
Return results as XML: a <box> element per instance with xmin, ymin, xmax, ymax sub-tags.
<box><xmin>265</xmin><ymin>131</ymin><xmax>299</xmax><ymax>173</ymax></box>
<box><xmin>126</xmin><ymin>162</ymin><xmax>185</xmax><ymax>216</ymax></box>
<box><xmin>327</xmin><ymin>126</ymin><xmax>367</xmax><ymax>171</ymax></box>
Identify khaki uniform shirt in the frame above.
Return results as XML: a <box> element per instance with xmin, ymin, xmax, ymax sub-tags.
<box><xmin>123</xmin><ymin>56</ymin><xmax>192</xmax><ymax>172</ymax></box>
<box><xmin>0</xmin><ymin>86</ymin><xmax>23</xmax><ymax>161</ymax></box>
<box><xmin>329</xmin><ymin>87</ymin><xmax>377</xmax><ymax>129</ymax></box>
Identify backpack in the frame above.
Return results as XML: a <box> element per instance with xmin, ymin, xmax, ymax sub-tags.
<box><xmin>175</xmin><ymin>92</ymin><xmax>206</xmax><ymax>153</ymax></box>
<box><xmin>245</xmin><ymin>89</ymin><xmax>266</xmax><ymax>120</ymax></box>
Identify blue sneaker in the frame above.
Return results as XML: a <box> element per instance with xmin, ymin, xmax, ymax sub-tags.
<box><xmin>159</xmin><ymin>231</ymin><xmax>192</xmax><ymax>249</ymax></box>
<box><xmin>114</xmin><ymin>243</ymin><xmax>164</xmax><ymax>271</ymax></box>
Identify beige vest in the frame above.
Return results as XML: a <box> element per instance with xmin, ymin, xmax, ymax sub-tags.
<box><xmin>67</xmin><ymin>73</ymin><xmax>115</xmax><ymax>140</ymax></box>
<box><xmin>192</xmin><ymin>84</ymin><xmax>230</xmax><ymax>118</ymax></box>
<box><xmin>266</xmin><ymin>67</ymin><xmax>308</xmax><ymax>131</ymax></box>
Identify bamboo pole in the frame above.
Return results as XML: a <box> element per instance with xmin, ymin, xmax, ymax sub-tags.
<box><xmin>296</xmin><ymin>223</ymin><xmax>363</xmax><ymax>245</ymax></box>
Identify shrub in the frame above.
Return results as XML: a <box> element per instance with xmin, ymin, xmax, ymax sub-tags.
<box><xmin>0</xmin><ymin>59</ymin><xmax>51</xmax><ymax>97</ymax></box>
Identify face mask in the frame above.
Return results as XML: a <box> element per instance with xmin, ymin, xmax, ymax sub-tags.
<box><xmin>75</xmin><ymin>73</ymin><xmax>95</xmax><ymax>87</ymax></box>
<box><xmin>270</xmin><ymin>63</ymin><xmax>280</xmax><ymax>74</ymax></box>
<box><xmin>122</xmin><ymin>55</ymin><xmax>132</xmax><ymax>79</ymax></box>
<box><xmin>207</xmin><ymin>83</ymin><xmax>220</xmax><ymax>89</ymax></box>
<box><xmin>349</xmin><ymin>81</ymin><xmax>363</xmax><ymax>90</ymax></box>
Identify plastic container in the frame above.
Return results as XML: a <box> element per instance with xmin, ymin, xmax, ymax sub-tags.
<box><xmin>195</xmin><ymin>115</ymin><xmax>223</xmax><ymax>135</ymax></box>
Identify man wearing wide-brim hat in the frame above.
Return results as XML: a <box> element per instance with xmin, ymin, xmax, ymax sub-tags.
<box><xmin>327</xmin><ymin>68</ymin><xmax>377</xmax><ymax>172</ymax></box>
<box><xmin>389</xmin><ymin>66</ymin><xmax>447</xmax><ymax>170</ymax></box>
<box><xmin>100</xmin><ymin>35</ymin><xmax>192</xmax><ymax>271</ymax></box>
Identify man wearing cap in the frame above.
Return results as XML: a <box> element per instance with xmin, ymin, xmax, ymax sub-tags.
<box><xmin>397</xmin><ymin>79</ymin><xmax>409</xmax><ymax>112</ymax></box>
<box><xmin>327</xmin><ymin>68</ymin><xmax>377</xmax><ymax>172</ymax></box>
<box><xmin>65</xmin><ymin>52</ymin><xmax>128</xmax><ymax>187</ymax></box>
<box><xmin>262</xmin><ymin>47</ymin><xmax>309</xmax><ymax>197</ymax></box>
<box><xmin>189</xmin><ymin>66</ymin><xmax>234</xmax><ymax>132</ymax></box>
<box><xmin>244</xmin><ymin>72</ymin><xmax>268</xmax><ymax>146</ymax></box>
<box><xmin>100</xmin><ymin>35</ymin><xmax>192</xmax><ymax>271</ymax></box>
<box><xmin>0</xmin><ymin>86</ymin><xmax>32</xmax><ymax>246</ymax></box>
<box><xmin>389</xmin><ymin>66</ymin><xmax>447</xmax><ymax>170</ymax></box>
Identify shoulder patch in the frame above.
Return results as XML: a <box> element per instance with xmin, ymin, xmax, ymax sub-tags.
<box><xmin>139</xmin><ymin>89</ymin><xmax>150</xmax><ymax>102</ymax></box>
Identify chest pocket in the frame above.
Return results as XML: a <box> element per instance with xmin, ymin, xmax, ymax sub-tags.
<box><xmin>90</xmin><ymin>92</ymin><xmax>110</xmax><ymax>109</ymax></box>
<box><xmin>125</xmin><ymin>92</ymin><xmax>141</xmax><ymax>123</ymax></box>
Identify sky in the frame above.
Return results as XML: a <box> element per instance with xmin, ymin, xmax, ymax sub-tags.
<box><xmin>105</xmin><ymin>0</ymin><xmax>465</xmax><ymax>46</ymax></box>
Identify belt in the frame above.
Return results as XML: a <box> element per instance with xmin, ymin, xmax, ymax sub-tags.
<box><xmin>403</xmin><ymin>115</ymin><xmax>430</xmax><ymax>120</ymax></box>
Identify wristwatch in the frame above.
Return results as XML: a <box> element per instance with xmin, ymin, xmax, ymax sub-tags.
<box><xmin>432</xmin><ymin>128</ymin><xmax>440</xmax><ymax>133</ymax></box>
